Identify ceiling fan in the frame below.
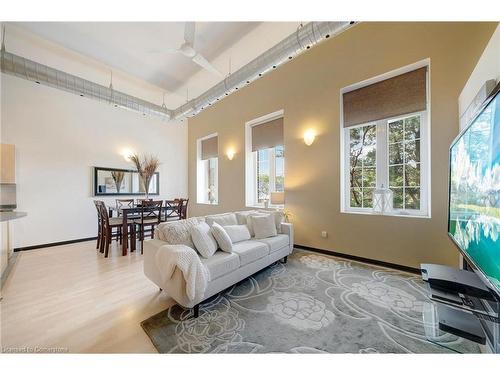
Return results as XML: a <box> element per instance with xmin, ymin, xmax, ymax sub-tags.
<box><xmin>151</xmin><ymin>22</ymin><xmax>222</xmax><ymax>77</ymax></box>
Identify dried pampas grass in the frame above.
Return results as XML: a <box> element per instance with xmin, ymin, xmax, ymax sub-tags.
<box><xmin>129</xmin><ymin>154</ymin><xmax>160</xmax><ymax>198</ymax></box>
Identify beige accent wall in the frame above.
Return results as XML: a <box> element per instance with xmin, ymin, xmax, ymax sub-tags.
<box><xmin>187</xmin><ymin>22</ymin><xmax>497</xmax><ymax>269</ymax></box>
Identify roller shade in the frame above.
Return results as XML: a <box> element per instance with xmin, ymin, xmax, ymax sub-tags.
<box><xmin>252</xmin><ymin>117</ymin><xmax>284</xmax><ymax>152</ymax></box>
<box><xmin>201</xmin><ymin>136</ymin><xmax>218</xmax><ymax>160</ymax></box>
<box><xmin>343</xmin><ymin>67</ymin><xmax>427</xmax><ymax>128</ymax></box>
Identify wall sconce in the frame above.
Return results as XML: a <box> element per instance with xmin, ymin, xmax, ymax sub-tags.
<box><xmin>121</xmin><ymin>148</ymin><xmax>135</xmax><ymax>161</ymax></box>
<box><xmin>226</xmin><ymin>148</ymin><xmax>235</xmax><ymax>160</ymax></box>
<box><xmin>303</xmin><ymin>130</ymin><xmax>316</xmax><ymax>146</ymax></box>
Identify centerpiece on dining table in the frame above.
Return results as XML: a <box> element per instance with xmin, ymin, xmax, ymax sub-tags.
<box><xmin>129</xmin><ymin>153</ymin><xmax>160</xmax><ymax>200</ymax></box>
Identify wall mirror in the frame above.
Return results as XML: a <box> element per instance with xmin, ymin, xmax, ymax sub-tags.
<box><xmin>93</xmin><ymin>167</ymin><xmax>159</xmax><ymax>196</ymax></box>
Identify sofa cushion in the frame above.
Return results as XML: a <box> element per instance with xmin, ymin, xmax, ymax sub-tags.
<box><xmin>252</xmin><ymin>214</ymin><xmax>278</xmax><ymax>239</ymax></box>
<box><xmin>232</xmin><ymin>240</ymin><xmax>269</xmax><ymax>266</ymax></box>
<box><xmin>255</xmin><ymin>234</ymin><xmax>289</xmax><ymax>253</ymax></box>
<box><xmin>211</xmin><ymin>223</ymin><xmax>233</xmax><ymax>253</ymax></box>
<box><xmin>201</xmin><ymin>251</ymin><xmax>240</xmax><ymax>281</ymax></box>
<box><xmin>155</xmin><ymin>217</ymin><xmax>204</xmax><ymax>248</ymax></box>
<box><xmin>205</xmin><ymin>213</ymin><xmax>238</xmax><ymax>227</ymax></box>
<box><xmin>190</xmin><ymin>222</ymin><xmax>218</xmax><ymax>258</ymax></box>
<box><xmin>223</xmin><ymin>224</ymin><xmax>251</xmax><ymax>243</ymax></box>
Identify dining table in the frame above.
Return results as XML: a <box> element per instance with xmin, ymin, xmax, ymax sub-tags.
<box><xmin>108</xmin><ymin>200</ymin><xmax>181</xmax><ymax>256</ymax></box>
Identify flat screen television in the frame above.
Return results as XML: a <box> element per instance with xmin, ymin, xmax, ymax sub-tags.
<box><xmin>448</xmin><ymin>82</ymin><xmax>500</xmax><ymax>298</ymax></box>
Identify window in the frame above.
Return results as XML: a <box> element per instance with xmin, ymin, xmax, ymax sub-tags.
<box><xmin>245</xmin><ymin>110</ymin><xmax>285</xmax><ymax>207</ymax></box>
<box><xmin>256</xmin><ymin>145</ymin><xmax>284</xmax><ymax>204</ymax></box>
<box><xmin>197</xmin><ymin>134</ymin><xmax>218</xmax><ymax>204</ymax></box>
<box><xmin>348</xmin><ymin>124</ymin><xmax>377</xmax><ymax>208</ymax></box>
<box><xmin>388</xmin><ymin>115</ymin><xmax>421</xmax><ymax>210</ymax></box>
<box><xmin>206</xmin><ymin>157</ymin><xmax>218</xmax><ymax>204</ymax></box>
<box><xmin>342</xmin><ymin>64</ymin><xmax>430</xmax><ymax>217</ymax></box>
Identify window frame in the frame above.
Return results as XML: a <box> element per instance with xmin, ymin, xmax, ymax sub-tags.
<box><xmin>340</xmin><ymin>60</ymin><xmax>431</xmax><ymax>218</ymax></box>
<box><xmin>342</xmin><ymin>111</ymin><xmax>430</xmax><ymax>218</ymax></box>
<box><xmin>196</xmin><ymin>133</ymin><xmax>219</xmax><ymax>205</ymax></box>
<box><xmin>245</xmin><ymin>110</ymin><xmax>284</xmax><ymax>208</ymax></box>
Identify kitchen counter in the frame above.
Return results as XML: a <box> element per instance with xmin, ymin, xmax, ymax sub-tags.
<box><xmin>0</xmin><ymin>211</ymin><xmax>27</xmax><ymax>222</ymax></box>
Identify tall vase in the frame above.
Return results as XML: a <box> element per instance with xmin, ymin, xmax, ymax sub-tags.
<box><xmin>143</xmin><ymin>176</ymin><xmax>151</xmax><ymax>200</ymax></box>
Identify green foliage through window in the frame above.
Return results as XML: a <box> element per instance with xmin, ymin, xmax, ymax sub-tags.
<box><xmin>349</xmin><ymin>125</ymin><xmax>376</xmax><ymax>208</ymax></box>
<box><xmin>388</xmin><ymin>115</ymin><xmax>421</xmax><ymax>211</ymax></box>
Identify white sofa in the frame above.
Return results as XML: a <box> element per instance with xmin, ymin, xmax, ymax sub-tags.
<box><xmin>143</xmin><ymin>210</ymin><xmax>294</xmax><ymax>316</ymax></box>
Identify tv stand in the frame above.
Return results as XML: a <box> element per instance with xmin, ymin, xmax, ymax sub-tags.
<box><xmin>421</xmin><ymin>263</ymin><xmax>499</xmax><ymax>353</ymax></box>
<box><xmin>421</xmin><ymin>263</ymin><xmax>494</xmax><ymax>300</ymax></box>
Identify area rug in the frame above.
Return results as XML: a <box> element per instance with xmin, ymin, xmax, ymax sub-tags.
<box><xmin>141</xmin><ymin>250</ymin><xmax>480</xmax><ymax>353</ymax></box>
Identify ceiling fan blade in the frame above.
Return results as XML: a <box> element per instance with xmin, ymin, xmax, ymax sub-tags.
<box><xmin>184</xmin><ymin>22</ymin><xmax>195</xmax><ymax>46</ymax></box>
<box><xmin>192</xmin><ymin>53</ymin><xmax>222</xmax><ymax>77</ymax></box>
<box><xmin>147</xmin><ymin>48</ymin><xmax>180</xmax><ymax>54</ymax></box>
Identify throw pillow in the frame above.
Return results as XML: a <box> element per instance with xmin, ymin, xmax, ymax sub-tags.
<box><xmin>222</xmin><ymin>224</ymin><xmax>251</xmax><ymax>243</ymax></box>
<box><xmin>190</xmin><ymin>222</ymin><xmax>218</xmax><ymax>258</ymax></box>
<box><xmin>205</xmin><ymin>213</ymin><xmax>238</xmax><ymax>227</ymax></box>
<box><xmin>235</xmin><ymin>210</ymin><xmax>258</xmax><ymax>225</ymax></box>
<box><xmin>155</xmin><ymin>217</ymin><xmax>204</xmax><ymax>249</ymax></box>
<box><xmin>251</xmin><ymin>214</ymin><xmax>278</xmax><ymax>239</ymax></box>
<box><xmin>211</xmin><ymin>222</ymin><xmax>233</xmax><ymax>252</ymax></box>
<box><xmin>246</xmin><ymin>213</ymin><xmax>268</xmax><ymax>237</ymax></box>
<box><xmin>258</xmin><ymin>209</ymin><xmax>284</xmax><ymax>233</ymax></box>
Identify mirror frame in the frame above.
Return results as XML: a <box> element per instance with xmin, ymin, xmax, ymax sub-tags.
<box><xmin>93</xmin><ymin>166</ymin><xmax>160</xmax><ymax>196</ymax></box>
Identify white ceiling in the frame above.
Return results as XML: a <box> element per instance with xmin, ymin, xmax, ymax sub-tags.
<box><xmin>13</xmin><ymin>22</ymin><xmax>300</xmax><ymax>108</ymax></box>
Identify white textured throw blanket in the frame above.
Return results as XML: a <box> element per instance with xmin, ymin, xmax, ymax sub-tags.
<box><xmin>155</xmin><ymin>244</ymin><xmax>209</xmax><ymax>303</ymax></box>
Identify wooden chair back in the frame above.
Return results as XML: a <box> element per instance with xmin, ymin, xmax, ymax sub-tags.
<box><xmin>116</xmin><ymin>199</ymin><xmax>134</xmax><ymax>216</ymax></box>
<box><xmin>164</xmin><ymin>199</ymin><xmax>182</xmax><ymax>220</ymax></box>
<box><xmin>136</xmin><ymin>198</ymin><xmax>153</xmax><ymax>206</ymax></box>
<box><xmin>93</xmin><ymin>200</ymin><xmax>103</xmax><ymax>223</ymax></box>
<box><xmin>96</xmin><ymin>201</ymin><xmax>111</xmax><ymax>227</ymax></box>
<box><xmin>180</xmin><ymin>198</ymin><xmax>189</xmax><ymax>219</ymax></box>
<box><xmin>139</xmin><ymin>200</ymin><xmax>163</xmax><ymax>225</ymax></box>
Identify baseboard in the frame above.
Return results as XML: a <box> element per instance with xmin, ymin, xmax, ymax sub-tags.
<box><xmin>14</xmin><ymin>227</ymin><xmax>156</xmax><ymax>252</ymax></box>
<box><xmin>294</xmin><ymin>244</ymin><xmax>420</xmax><ymax>274</ymax></box>
<box><xmin>14</xmin><ymin>237</ymin><xmax>97</xmax><ymax>252</ymax></box>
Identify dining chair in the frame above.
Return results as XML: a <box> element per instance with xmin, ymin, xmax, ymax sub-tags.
<box><xmin>98</xmin><ymin>201</ymin><xmax>133</xmax><ymax>258</ymax></box>
<box><xmin>93</xmin><ymin>200</ymin><xmax>103</xmax><ymax>252</ymax></box>
<box><xmin>116</xmin><ymin>199</ymin><xmax>134</xmax><ymax>216</ymax></box>
<box><xmin>136</xmin><ymin>198</ymin><xmax>153</xmax><ymax>206</ymax></box>
<box><xmin>111</xmin><ymin>199</ymin><xmax>134</xmax><ymax>243</ymax></box>
<box><xmin>163</xmin><ymin>199</ymin><xmax>182</xmax><ymax>221</ymax></box>
<box><xmin>134</xmin><ymin>200</ymin><xmax>163</xmax><ymax>253</ymax></box>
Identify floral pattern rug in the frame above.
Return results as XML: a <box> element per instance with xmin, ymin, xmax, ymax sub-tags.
<box><xmin>141</xmin><ymin>250</ymin><xmax>480</xmax><ymax>353</ymax></box>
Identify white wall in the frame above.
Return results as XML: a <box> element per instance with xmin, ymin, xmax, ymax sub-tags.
<box><xmin>0</xmin><ymin>24</ymin><xmax>188</xmax><ymax>249</ymax></box>
<box><xmin>459</xmin><ymin>23</ymin><xmax>500</xmax><ymax>129</ymax></box>
<box><xmin>1</xmin><ymin>75</ymin><xmax>187</xmax><ymax>248</ymax></box>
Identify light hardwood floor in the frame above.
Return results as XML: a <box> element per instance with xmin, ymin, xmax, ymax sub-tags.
<box><xmin>0</xmin><ymin>240</ymin><xmax>174</xmax><ymax>353</ymax></box>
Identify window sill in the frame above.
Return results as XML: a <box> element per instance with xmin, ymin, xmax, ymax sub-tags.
<box><xmin>196</xmin><ymin>202</ymin><xmax>219</xmax><ymax>206</ymax></box>
<box><xmin>341</xmin><ymin>209</ymin><xmax>431</xmax><ymax>219</ymax></box>
<box><xmin>245</xmin><ymin>205</ymin><xmax>283</xmax><ymax>210</ymax></box>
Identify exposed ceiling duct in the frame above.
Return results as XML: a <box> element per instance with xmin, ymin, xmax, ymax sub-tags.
<box><xmin>0</xmin><ymin>48</ymin><xmax>173</xmax><ymax>120</ymax></box>
<box><xmin>1</xmin><ymin>22</ymin><xmax>355</xmax><ymax>122</ymax></box>
<box><xmin>172</xmin><ymin>21</ymin><xmax>355</xmax><ymax>120</ymax></box>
